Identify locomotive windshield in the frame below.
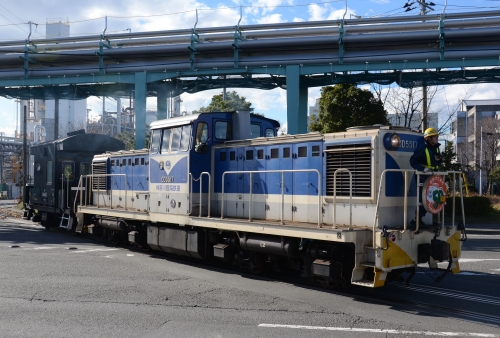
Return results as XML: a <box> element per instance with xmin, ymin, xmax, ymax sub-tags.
<box><xmin>150</xmin><ymin>125</ymin><xmax>193</xmax><ymax>155</ymax></box>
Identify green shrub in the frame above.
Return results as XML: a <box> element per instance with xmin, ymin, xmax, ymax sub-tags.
<box><xmin>445</xmin><ymin>196</ymin><xmax>492</xmax><ymax>216</ymax></box>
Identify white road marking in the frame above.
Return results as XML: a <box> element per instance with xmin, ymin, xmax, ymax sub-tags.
<box><xmin>258</xmin><ymin>324</ymin><xmax>499</xmax><ymax>337</ymax></box>
<box><xmin>72</xmin><ymin>248</ymin><xmax>119</xmax><ymax>253</ymax></box>
<box><xmin>127</xmin><ymin>254</ymin><xmax>134</xmax><ymax>257</ymax></box>
<box><xmin>459</xmin><ymin>259</ymin><xmax>500</xmax><ymax>263</ymax></box>
<box><xmin>27</xmin><ymin>247</ymin><xmax>58</xmax><ymax>250</ymax></box>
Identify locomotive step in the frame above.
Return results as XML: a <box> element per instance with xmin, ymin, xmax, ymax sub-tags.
<box><xmin>351</xmin><ymin>279</ymin><xmax>375</xmax><ymax>287</ymax></box>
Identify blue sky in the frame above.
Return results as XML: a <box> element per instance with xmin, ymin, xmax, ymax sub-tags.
<box><xmin>1</xmin><ymin>0</ymin><xmax>500</xmax><ymax>136</ymax></box>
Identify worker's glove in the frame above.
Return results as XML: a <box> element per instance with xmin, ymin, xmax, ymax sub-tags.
<box><xmin>423</xmin><ymin>168</ymin><xmax>431</xmax><ymax>173</ymax></box>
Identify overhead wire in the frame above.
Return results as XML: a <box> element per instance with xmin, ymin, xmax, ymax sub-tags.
<box><xmin>0</xmin><ymin>4</ymin><xmax>44</xmax><ymax>38</ymax></box>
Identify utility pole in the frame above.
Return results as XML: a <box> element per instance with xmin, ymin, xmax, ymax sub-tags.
<box><xmin>420</xmin><ymin>0</ymin><xmax>428</xmax><ymax>132</ymax></box>
<box><xmin>23</xmin><ymin>104</ymin><xmax>27</xmax><ymax>202</ymax></box>
<box><xmin>404</xmin><ymin>0</ymin><xmax>435</xmax><ymax>131</ymax></box>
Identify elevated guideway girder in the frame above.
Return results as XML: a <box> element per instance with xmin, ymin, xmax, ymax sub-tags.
<box><xmin>1</xmin><ymin>10</ymin><xmax>500</xmax><ymax>144</ymax></box>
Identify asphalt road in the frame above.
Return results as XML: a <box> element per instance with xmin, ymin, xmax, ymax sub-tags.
<box><xmin>1</xmin><ymin>217</ymin><xmax>499</xmax><ymax>338</ymax></box>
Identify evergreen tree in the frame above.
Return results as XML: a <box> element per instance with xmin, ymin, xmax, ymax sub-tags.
<box><xmin>194</xmin><ymin>91</ymin><xmax>254</xmax><ymax>113</ymax></box>
<box><xmin>309</xmin><ymin>84</ymin><xmax>387</xmax><ymax>133</ymax></box>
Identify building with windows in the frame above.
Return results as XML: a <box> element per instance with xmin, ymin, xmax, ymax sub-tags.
<box><xmin>451</xmin><ymin>99</ymin><xmax>500</xmax><ymax>193</ymax></box>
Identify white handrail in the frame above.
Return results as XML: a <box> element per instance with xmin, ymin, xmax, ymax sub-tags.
<box><xmin>78</xmin><ymin>174</ymin><xmax>128</xmax><ymax>209</ymax></box>
<box><xmin>189</xmin><ymin>172</ymin><xmax>211</xmax><ymax>217</ymax></box>
<box><xmin>373</xmin><ymin>169</ymin><xmax>465</xmax><ymax>249</ymax></box>
<box><xmin>221</xmin><ymin>169</ymin><xmax>321</xmax><ymax>227</ymax></box>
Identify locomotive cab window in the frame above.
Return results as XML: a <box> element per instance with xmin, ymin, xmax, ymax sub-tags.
<box><xmin>180</xmin><ymin>125</ymin><xmax>192</xmax><ymax>151</ymax></box>
<box><xmin>80</xmin><ymin>163</ymin><xmax>92</xmax><ymax>176</ymax></box>
<box><xmin>265</xmin><ymin>128</ymin><xmax>275</xmax><ymax>137</ymax></box>
<box><xmin>195</xmin><ymin>122</ymin><xmax>209</xmax><ymax>153</ymax></box>
<box><xmin>214</xmin><ymin>121</ymin><xmax>232</xmax><ymax>140</ymax></box>
<box><xmin>170</xmin><ymin>127</ymin><xmax>181</xmax><ymax>152</ymax></box>
<box><xmin>250</xmin><ymin>124</ymin><xmax>261</xmax><ymax>138</ymax></box>
<box><xmin>62</xmin><ymin>161</ymin><xmax>74</xmax><ymax>181</ymax></box>
<box><xmin>150</xmin><ymin>129</ymin><xmax>161</xmax><ymax>153</ymax></box>
<box><xmin>161</xmin><ymin>128</ymin><xmax>172</xmax><ymax>154</ymax></box>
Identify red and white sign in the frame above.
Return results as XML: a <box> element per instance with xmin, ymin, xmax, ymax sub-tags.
<box><xmin>422</xmin><ymin>175</ymin><xmax>447</xmax><ymax>214</ymax></box>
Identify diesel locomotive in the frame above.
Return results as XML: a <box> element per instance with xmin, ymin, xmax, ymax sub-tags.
<box><xmin>25</xmin><ymin>111</ymin><xmax>466</xmax><ymax>288</ymax></box>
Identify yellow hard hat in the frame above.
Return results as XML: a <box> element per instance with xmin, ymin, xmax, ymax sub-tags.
<box><xmin>424</xmin><ymin>128</ymin><xmax>438</xmax><ymax>138</ymax></box>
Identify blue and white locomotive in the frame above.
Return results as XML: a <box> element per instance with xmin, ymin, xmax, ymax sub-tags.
<box><xmin>43</xmin><ymin>111</ymin><xmax>465</xmax><ymax>288</ymax></box>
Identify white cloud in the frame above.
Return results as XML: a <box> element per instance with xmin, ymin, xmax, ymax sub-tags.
<box><xmin>307</xmin><ymin>4</ymin><xmax>354</xmax><ymax>21</ymax></box>
<box><xmin>0</xmin><ymin>99</ymin><xmax>20</xmax><ymax>137</ymax></box>
<box><xmin>256</xmin><ymin>14</ymin><xmax>285</xmax><ymax>24</ymax></box>
<box><xmin>249</xmin><ymin>0</ymin><xmax>292</xmax><ymax>16</ymax></box>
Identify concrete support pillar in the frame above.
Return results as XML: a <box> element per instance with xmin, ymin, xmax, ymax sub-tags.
<box><xmin>134</xmin><ymin>72</ymin><xmax>147</xmax><ymax>150</ymax></box>
<box><xmin>285</xmin><ymin>65</ymin><xmax>308</xmax><ymax>135</ymax></box>
<box><xmin>157</xmin><ymin>87</ymin><xmax>168</xmax><ymax>120</ymax></box>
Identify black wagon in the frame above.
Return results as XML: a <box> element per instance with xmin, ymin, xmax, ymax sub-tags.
<box><xmin>24</xmin><ymin>132</ymin><xmax>124</xmax><ymax>229</ymax></box>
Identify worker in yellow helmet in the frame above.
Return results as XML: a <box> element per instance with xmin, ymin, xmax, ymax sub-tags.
<box><xmin>410</xmin><ymin>127</ymin><xmax>442</xmax><ymax>227</ymax></box>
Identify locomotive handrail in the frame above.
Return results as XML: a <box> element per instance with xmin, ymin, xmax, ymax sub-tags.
<box><xmin>221</xmin><ymin>169</ymin><xmax>321</xmax><ymax>227</ymax></box>
<box><xmin>373</xmin><ymin>169</ymin><xmax>466</xmax><ymax>249</ymax></box>
<box><xmin>373</xmin><ymin>169</ymin><xmax>419</xmax><ymax>244</ymax></box>
<box><xmin>189</xmin><ymin>172</ymin><xmax>211</xmax><ymax>217</ymax></box>
<box><xmin>332</xmin><ymin>168</ymin><xmax>353</xmax><ymax>228</ymax></box>
<box><xmin>59</xmin><ymin>174</ymin><xmax>71</xmax><ymax>211</ymax></box>
<box><xmin>75</xmin><ymin>174</ymin><xmax>128</xmax><ymax>210</ymax></box>
<box><xmin>415</xmin><ymin>170</ymin><xmax>464</xmax><ymax>233</ymax></box>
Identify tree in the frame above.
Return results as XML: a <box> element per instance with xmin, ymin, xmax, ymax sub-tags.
<box><xmin>114</xmin><ymin>128</ymin><xmax>151</xmax><ymax>150</ymax></box>
<box><xmin>489</xmin><ymin>166</ymin><xmax>500</xmax><ymax>194</ymax></box>
<box><xmin>441</xmin><ymin>140</ymin><xmax>459</xmax><ymax>171</ymax></box>
<box><xmin>193</xmin><ymin>91</ymin><xmax>254</xmax><ymax>113</ymax></box>
<box><xmin>478</xmin><ymin>118</ymin><xmax>500</xmax><ymax>194</ymax></box>
<box><xmin>309</xmin><ymin>84</ymin><xmax>387</xmax><ymax>133</ymax></box>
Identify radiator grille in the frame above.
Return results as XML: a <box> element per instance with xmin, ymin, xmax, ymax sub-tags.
<box><xmin>325</xmin><ymin>143</ymin><xmax>372</xmax><ymax>197</ymax></box>
<box><xmin>92</xmin><ymin>162</ymin><xmax>107</xmax><ymax>191</ymax></box>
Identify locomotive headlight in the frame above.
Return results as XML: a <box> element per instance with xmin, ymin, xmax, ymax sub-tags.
<box><xmin>383</xmin><ymin>133</ymin><xmax>401</xmax><ymax>150</ymax></box>
<box><xmin>390</xmin><ymin>133</ymin><xmax>401</xmax><ymax>149</ymax></box>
